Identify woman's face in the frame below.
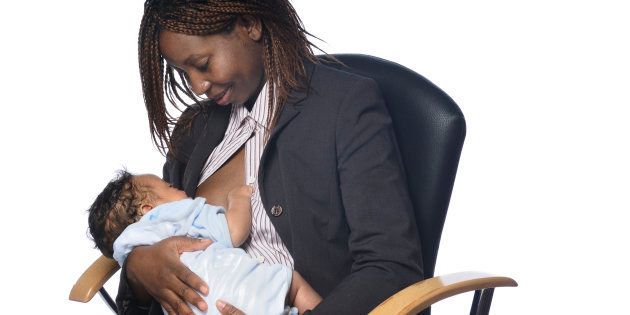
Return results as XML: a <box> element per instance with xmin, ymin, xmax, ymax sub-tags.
<box><xmin>158</xmin><ymin>17</ymin><xmax>265</xmax><ymax>106</ymax></box>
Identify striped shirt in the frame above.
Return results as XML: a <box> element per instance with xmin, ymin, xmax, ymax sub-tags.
<box><xmin>198</xmin><ymin>83</ymin><xmax>294</xmax><ymax>268</ymax></box>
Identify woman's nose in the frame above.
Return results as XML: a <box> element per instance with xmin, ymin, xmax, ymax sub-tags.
<box><xmin>188</xmin><ymin>71</ymin><xmax>210</xmax><ymax>96</ymax></box>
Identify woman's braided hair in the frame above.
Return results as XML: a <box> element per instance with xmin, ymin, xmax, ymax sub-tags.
<box><xmin>139</xmin><ymin>0</ymin><xmax>319</xmax><ymax>155</ymax></box>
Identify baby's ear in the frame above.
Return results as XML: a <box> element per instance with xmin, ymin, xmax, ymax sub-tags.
<box><xmin>140</xmin><ymin>203</ymin><xmax>154</xmax><ymax>215</ymax></box>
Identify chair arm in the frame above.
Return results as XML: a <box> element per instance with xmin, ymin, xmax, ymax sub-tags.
<box><xmin>68</xmin><ymin>258</ymin><xmax>517</xmax><ymax>314</ymax></box>
<box><xmin>69</xmin><ymin>255</ymin><xmax>120</xmax><ymax>303</ymax></box>
<box><xmin>369</xmin><ymin>271</ymin><xmax>518</xmax><ymax>315</ymax></box>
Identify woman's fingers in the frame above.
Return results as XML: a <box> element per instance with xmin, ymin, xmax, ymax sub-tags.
<box><xmin>168</xmin><ymin>237</ymin><xmax>211</xmax><ymax>311</ymax></box>
<box><xmin>216</xmin><ymin>300</ymin><xmax>245</xmax><ymax>315</ymax></box>
<box><xmin>174</xmin><ymin>235</ymin><xmax>213</xmax><ymax>254</ymax></box>
<box><xmin>161</xmin><ymin>300</ymin><xmax>176</xmax><ymax>315</ymax></box>
<box><xmin>157</xmin><ymin>274</ymin><xmax>207</xmax><ymax>314</ymax></box>
<box><xmin>174</xmin><ymin>261</ymin><xmax>209</xmax><ymax>296</ymax></box>
<box><xmin>172</xmin><ymin>236</ymin><xmax>211</xmax><ymax>298</ymax></box>
<box><xmin>159</xmin><ymin>289</ymin><xmax>195</xmax><ymax>315</ymax></box>
<box><xmin>174</xmin><ymin>272</ymin><xmax>208</xmax><ymax>312</ymax></box>
<box><xmin>125</xmin><ymin>237</ymin><xmax>212</xmax><ymax>314</ymax></box>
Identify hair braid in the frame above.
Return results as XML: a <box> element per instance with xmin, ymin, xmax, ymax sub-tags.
<box><xmin>139</xmin><ymin>5</ymin><xmax>172</xmax><ymax>153</ymax></box>
<box><xmin>139</xmin><ymin>0</ymin><xmax>321</xmax><ymax>155</ymax></box>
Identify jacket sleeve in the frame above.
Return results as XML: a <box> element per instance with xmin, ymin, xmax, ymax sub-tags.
<box><xmin>309</xmin><ymin>77</ymin><xmax>423</xmax><ymax>314</ymax></box>
<box><xmin>115</xmin><ymin>261</ymin><xmax>160</xmax><ymax>314</ymax></box>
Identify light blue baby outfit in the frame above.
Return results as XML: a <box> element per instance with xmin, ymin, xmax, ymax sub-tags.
<box><xmin>113</xmin><ymin>197</ymin><xmax>296</xmax><ymax>315</ymax></box>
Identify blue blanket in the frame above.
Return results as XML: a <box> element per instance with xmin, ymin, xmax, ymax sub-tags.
<box><xmin>113</xmin><ymin>197</ymin><xmax>293</xmax><ymax>315</ymax></box>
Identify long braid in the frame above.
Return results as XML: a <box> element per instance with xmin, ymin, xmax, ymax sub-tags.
<box><xmin>138</xmin><ymin>0</ymin><xmax>320</xmax><ymax>155</ymax></box>
<box><xmin>139</xmin><ymin>5</ymin><xmax>171</xmax><ymax>153</ymax></box>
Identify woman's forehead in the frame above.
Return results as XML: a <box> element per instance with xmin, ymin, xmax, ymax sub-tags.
<box><xmin>159</xmin><ymin>31</ymin><xmax>212</xmax><ymax>60</ymax></box>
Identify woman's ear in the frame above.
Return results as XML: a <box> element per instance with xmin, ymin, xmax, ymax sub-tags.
<box><xmin>239</xmin><ymin>15</ymin><xmax>262</xmax><ymax>41</ymax></box>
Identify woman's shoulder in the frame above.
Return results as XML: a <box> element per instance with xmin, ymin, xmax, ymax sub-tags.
<box><xmin>299</xmin><ymin>59</ymin><xmax>382</xmax><ymax>106</ymax></box>
<box><xmin>309</xmin><ymin>59</ymin><xmax>376</xmax><ymax>87</ymax></box>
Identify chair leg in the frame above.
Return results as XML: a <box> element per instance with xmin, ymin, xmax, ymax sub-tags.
<box><xmin>469</xmin><ymin>288</ymin><xmax>494</xmax><ymax>315</ymax></box>
<box><xmin>99</xmin><ymin>287</ymin><xmax>117</xmax><ymax>314</ymax></box>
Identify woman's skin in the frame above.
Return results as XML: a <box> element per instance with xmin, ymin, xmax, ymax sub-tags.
<box><xmin>159</xmin><ymin>16</ymin><xmax>265</xmax><ymax>106</ymax></box>
<box><xmin>125</xmin><ymin>16</ymin><xmax>265</xmax><ymax>315</ymax></box>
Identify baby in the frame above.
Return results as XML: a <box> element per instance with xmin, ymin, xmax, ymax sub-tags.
<box><xmin>87</xmin><ymin>170</ymin><xmax>321</xmax><ymax>315</ymax></box>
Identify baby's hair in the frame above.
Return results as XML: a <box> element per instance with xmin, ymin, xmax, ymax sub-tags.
<box><xmin>87</xmin><ymin>170</ymin><xmax>154</xmax><ymax>258</ymax></box>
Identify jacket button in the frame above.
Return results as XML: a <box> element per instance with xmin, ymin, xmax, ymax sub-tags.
<box><xmin>271</xmin><ymin>204</ymin><xmax>283</xmax><ymax>217</ymax></box>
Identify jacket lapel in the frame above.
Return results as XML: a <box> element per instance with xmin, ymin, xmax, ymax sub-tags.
<box><xmin>258</xmin><ymin>61</ymin><xmax>315</xmax><ymax>209</ymax></box>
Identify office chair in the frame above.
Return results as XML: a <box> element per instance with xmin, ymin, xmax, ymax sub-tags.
<box><xmin>69</xmin><ymin>54</ymin><xmax>517</xmax><ymax>314</ymax></box>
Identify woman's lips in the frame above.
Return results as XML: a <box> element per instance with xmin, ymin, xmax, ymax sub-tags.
<box><xmin>213</xmin><ymin>86</ymin><xmax>232</xmax><ymax>106</ymax></box>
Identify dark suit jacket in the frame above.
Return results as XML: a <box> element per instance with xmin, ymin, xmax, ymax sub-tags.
<box><xmin>117</xmin><ymin>61</ymin><xmax>423</xmax><ymax>314</ymax></box>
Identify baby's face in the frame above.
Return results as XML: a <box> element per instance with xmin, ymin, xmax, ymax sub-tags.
<box><xmin>133</xmin><ymin>174</ymin><xmax>188</xmax><ymax>207</ymax></box>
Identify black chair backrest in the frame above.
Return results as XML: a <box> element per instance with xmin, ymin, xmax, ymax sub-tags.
<box><xmin>324</xmin><ymin>54</ymin><xmax>466</xmax><ymax>279</ymax></box>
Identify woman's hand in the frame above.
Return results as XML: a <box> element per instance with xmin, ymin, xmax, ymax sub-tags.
<box><xmin>216</xmin><ymin>300</ymin><xmax>245</xmax><ymax>315</ymax></box>
<box><xmin>126</xmin><ymin>236</ymin><xmax>213</xmax><ymax>315</ymax></box>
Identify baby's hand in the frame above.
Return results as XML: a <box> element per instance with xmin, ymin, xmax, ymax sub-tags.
<box><xmin>225</xmin><ymin>185</ymin><xmax>253</xmax><ymax>247</ymax></box>
<box><xmin>226</xmin><ymin>185</ymin><xmax>253</xmax><ymax>214</ymax></box>
<box><xmin>227</xmin><ymin>185</ymin><xmax>253</xmax><ymax>200</ymax></box>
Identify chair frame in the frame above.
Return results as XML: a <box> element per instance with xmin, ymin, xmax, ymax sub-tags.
<box><xmin>69</xmin><ymin>258</ymin><xmax>516</xmax><ymax>314</ymax></box>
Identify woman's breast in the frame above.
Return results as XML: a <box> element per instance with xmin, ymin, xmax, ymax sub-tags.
<box><xmin>195</xmin><ymin>147</ymin><xmax>245</xmax><ymax>207</ymax></box>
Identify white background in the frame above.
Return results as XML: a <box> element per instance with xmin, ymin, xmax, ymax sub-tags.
<box><xmin>1</xmin><ymin>1</ymin><xmax>628</xmax><ymax>314</ymax></box>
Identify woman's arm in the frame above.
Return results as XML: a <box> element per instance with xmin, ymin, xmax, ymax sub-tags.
<box><xmin>289</xmin><ymin>271</ymin><xmax>322</xmax><ymax>315</ymax></box>
<box><xmin>311</xmin><ymin>77</ymin><xmax>423</xmax><ymax>314</ymax></box>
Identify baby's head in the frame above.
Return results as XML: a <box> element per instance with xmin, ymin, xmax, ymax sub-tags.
<box><xmin>87</xmin><ymin>170</ymin><xmax>187</xmax><ymax>258</ymax></box>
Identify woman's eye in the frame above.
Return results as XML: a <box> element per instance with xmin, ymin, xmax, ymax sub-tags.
<box><xmin>196</xmin><ymin>59</ymin><xmax>209</xmax><ymax>72</ymax></box>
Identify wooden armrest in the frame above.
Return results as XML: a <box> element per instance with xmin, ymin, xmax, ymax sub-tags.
<box><xmin>69</xmin><ymin>255</ymin><xmax>121</xmax><ymax>303</ymax></box>
<box><xmin>68</xmin><ymin>257</ymin><xmax>516</xmax><ymax>315</ymax></box>
<box><xmin>369</xmin><ymin>271</ymin><xmax>518</xmax><ymax>315</ymax></box>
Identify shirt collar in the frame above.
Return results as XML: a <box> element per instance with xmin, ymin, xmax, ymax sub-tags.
<box><xmin>234</xmin><ymin>82</ymin><xmax>269</xmax><ymax>130</ymax></box>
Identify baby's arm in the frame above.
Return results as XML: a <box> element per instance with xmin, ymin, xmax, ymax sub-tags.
<box><xmin>225</xmin><ymin>185</ymin><xmax>253</xmax><ymax>247</ymax></box>
<box><xmin>288</xmin><ymin>271</ymin><xmax>322</xmax><ymax>314</ymax></box>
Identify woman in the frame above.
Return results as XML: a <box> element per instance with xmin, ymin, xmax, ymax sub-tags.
<box><xmin>118</xmin><ymin>1</ymin><xmax>422</xmax><ymax>314</ymax></box>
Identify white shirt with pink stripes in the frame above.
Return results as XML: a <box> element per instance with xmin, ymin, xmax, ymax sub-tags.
<box><xmin>197</xmin><ymin>82</ymin><xmax>294</xmax><ymax>268</ymax></box>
